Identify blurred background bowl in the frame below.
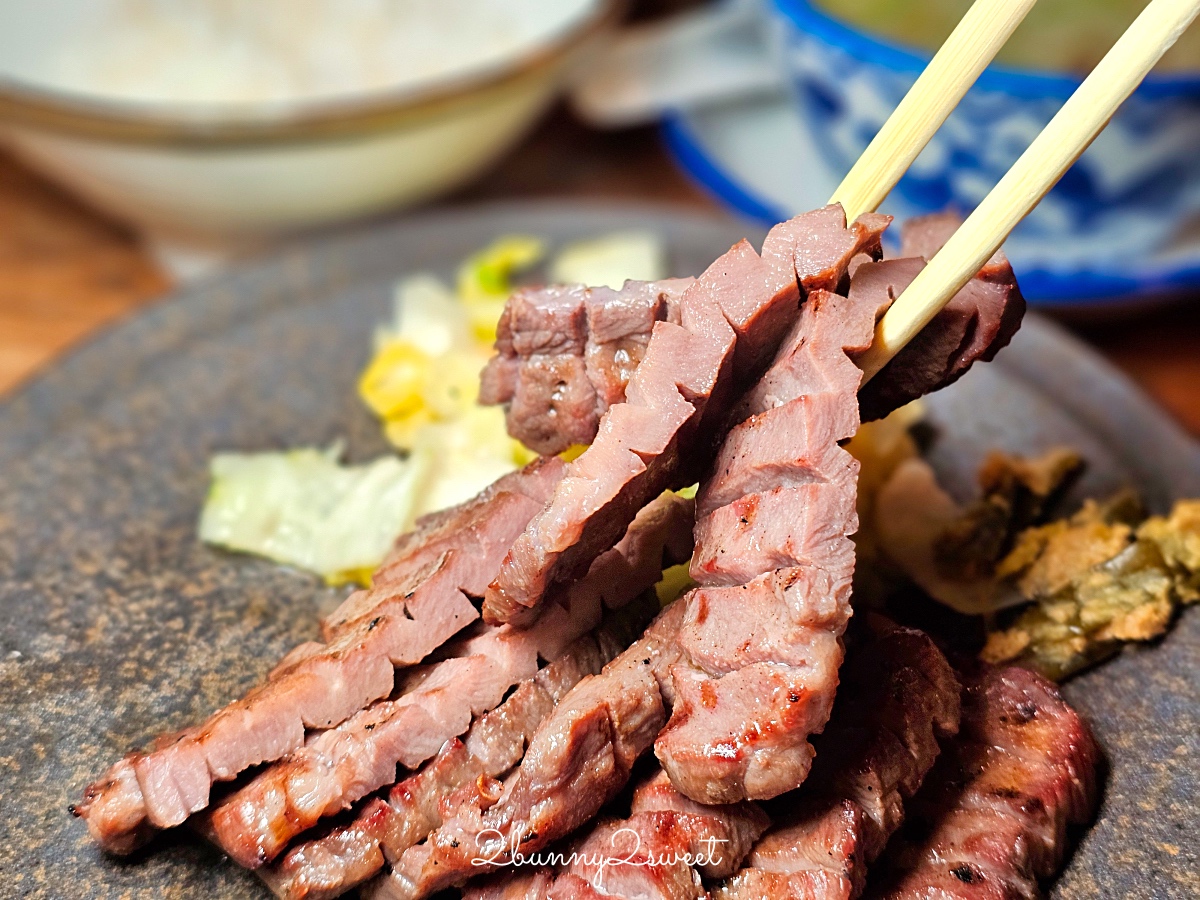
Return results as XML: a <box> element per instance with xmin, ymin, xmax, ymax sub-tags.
<box><xmin>772</xmin><ymin>0</ymin><xmax>1200</xmax><ymax>258</ymax></box>
<box><xmin>0</xmin><ymin>0</ymin><xmax>621</xmax><ymax>251</ymax></box>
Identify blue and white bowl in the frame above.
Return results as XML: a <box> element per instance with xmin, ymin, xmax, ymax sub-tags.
<box><xmin>771</xmin><ymin>0</ymin><xmax>1200</xmax><ymax>260</ymax></box>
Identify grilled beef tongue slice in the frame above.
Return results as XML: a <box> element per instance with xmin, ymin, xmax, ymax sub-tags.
<box><xmin>856</xmin><ymin>219</ymin><xmax>1025</xmax><ymax>423</ymax></box>
<box><xmin>868</xmin><ymin>665</ymin><xmax>1100</xmax><ymax>900</ymax></box>
<box><xmin>712</xmin><ymin>619</ymin><xmax>960</xmax><ymax>900</ymax></box>
<box><xmin>454</xmin><ymin>619</ymin><xmax>957</xmax><ymax>900</ymax></box>
<box><xmin>547</xmin><ymin>770</ymin><xmax>769</xmax><ymax>900</ymax></box>
<box><xmin>653</xmin><ymin>279</ymin><xmax>895</xmax><ymax>805</ymax></box>
<box><xmin>256</xmin><ymin>591</ymin><xmax>662</xmax><ymax>900</ymax></box>
<box><xmin>483</xmin><ymin>205</ymin><xmax>891</xmax><ymax>629</ymax></box>
<box><xmin>371</xmin><ymin>601</ymin><xmax>691</xmax><ymax>900</ymax></box>
<box><xmin>654</xmin><ymin>214</ymin><xmax>1023</xmax><ymax>805</ymax></box>
<box><xmin>479</xmin><ymin>279</ymin><xmax>694</xmax><ymax>456</ymax></box>
<box><xmin>206</xmin><ymin>492</ymin><xmax>694</xmax><ymax>869</ymax></box>
<box><xmin>73</xmin><ymin>458</ymin><xmax>564</xmax><ymax>853</ymax></box>
<box><xmin>483</xmin><ymin>214</ymin><xmax>1023</xmax><ymax>460</ymax></box>
<box><xmin>209</xmin><ymin>628</ymin><xmax>541</xmax><ymax>871</ymax></box>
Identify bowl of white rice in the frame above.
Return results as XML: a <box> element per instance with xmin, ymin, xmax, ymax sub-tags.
<box><xmin>0</xmin><ymin>0</ymin><xmax>619</xmax><ymax>245</ymax></box>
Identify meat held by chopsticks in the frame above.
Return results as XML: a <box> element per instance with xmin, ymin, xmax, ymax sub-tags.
<box><xmin>204</xmin><ymin>491</ymin><xmax>695</xmax><ymax>869</ymax></box>
<box><xmin>482</xmin><ymin>205</ymin><xmax>892</xmax><ymax>628</ymax></box>
<box><xmin>868</xmin><ymin>665</ymin><xmax>1100</xmax><ymax>899</ymax></box>
<box><xmin>655</xmin><ymin>278</ymin><xmax>888</xmax><ymax>803</ymax></box>
<box><xmin>654</xmin><ymin>218</ymin><xmax>1018</xmax><ymax>804</ymax></box>
<box><xmin>74</xmin><ymin>457</ymin><xmax>565</xmax><ymax>854</ymax></box>
<box><xmin>854</xmin><ymin>216</ymin><xmax>1023</xmax><ymax>421</ymax></box>
<box><xmin>376</xmin><ymin>207</ymin><xmax>890</xmax><ymax>895</ymax></box>
<box><xmin>481</xmin><ymin>214</ymin><xmax>1024</xmax><ymax>450</ymax></box>
<box><xmin>257</xmin><ymin>589</ymin><xmax>662</xmax><ymax>900</ymax></box>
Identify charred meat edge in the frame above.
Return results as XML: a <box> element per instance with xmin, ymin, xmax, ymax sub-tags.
<box><xmin>868</xmin><ymin>665</ymin><xmax>1100</xmax><ymax>899</ymax></box>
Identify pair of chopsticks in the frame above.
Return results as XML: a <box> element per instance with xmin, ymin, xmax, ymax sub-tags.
<box><xmin>823</xmin><ymin>0</ymin><xmax>1200</xmax><ymax>380</ymax></box>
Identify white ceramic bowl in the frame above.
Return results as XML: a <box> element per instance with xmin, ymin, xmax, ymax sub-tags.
<box><xmin>0</xmin><ymin>1</ymin><xmax>621</xmax><ymax>244</ymax></box>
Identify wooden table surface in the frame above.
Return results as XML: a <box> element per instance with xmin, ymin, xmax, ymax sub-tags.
<box><xmin>2</xmin><ymin>109</ymin><xmax>1199</xmax><ymax>437</ymax></box>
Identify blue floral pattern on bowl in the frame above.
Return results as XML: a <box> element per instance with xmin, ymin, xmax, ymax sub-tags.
<box><xmin>772</xmin><ymin>0</ymin><xmax>1200</xmax><ymax>260</ymax></box>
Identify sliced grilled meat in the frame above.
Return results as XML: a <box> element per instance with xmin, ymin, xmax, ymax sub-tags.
<box><xmin>208</xmin><ymin>629</ymin><xmax>540</xmax><ymax>870</ymax></box>
<box><xmin>483</xmin><ymin>205</ymin><xmax>890</xmax><ymax>628</ymax></box>
<box><xmin>469</xmin><ymin>619</ymin><xmax>957</xmax><ymax>900</ymax></box>
<box><xmin>378</xmin><ymin>222</ymin><xmax>1026</xmax><ymax>896</ymax></box>
<box><xmin>372</xmin><ymin>602</ymin><xmax>691</xmax><ymax>900</ymax></box>
<box><xmin>857</xmin><ymin>213</ymin><xmax>1025</xmax><ymax>423</ymax></box>
<box><xmin>257</xmin><ymin>592</ymin><xmax>660</xmax><ymax>900</ymax></box>
<box><xmin>74</xmin><ymin>458</ymin><xmax>564</xmax><ymax>852</ymax></box>
<box><xmin>547</xmin><ymin>770</ymin><xmax>769</xmax><ymax>900</ymax></box>
<box><xmin>480</xmin><ymin>279</ymin><xmax>693</xmax><ymax>456</ymax></box>
<box><xmin>714</xmin><ymin>620</ymin><xmax>960</xmax><ymax>900</ymax></box>
<box><xmin>483</xmin><ymin>216</ymin><xmax>1024</xmax><ymax>459</ymax></box>
<box><xmin>655</xmin><ymin>281</ymin><xmax>891</xmax><ymax>804</ymax></box>
<box><xmin>868</xmin><ymin>666</ymin><xmax>1100</xmax><ymax>900</ymax></box>
<box><xmin>653</xmin><ymin>214</ymin><xmax>1022</xmax><ymax>805</ymax></box>
<box><xmin>206</xmin><ymin>492</ymin><xmax>694</xmax><ymax>869</ymax></box>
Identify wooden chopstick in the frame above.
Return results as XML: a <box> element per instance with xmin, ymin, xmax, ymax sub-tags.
<box><xmin>830</xmin><ymin>0</ymin><xmax>1042</xmax><ymax>222</ymax></box>
<box><xmin>856</xmin><ymin>0</ymin><xmax>1200</xmax><ymax>382</ymax></box>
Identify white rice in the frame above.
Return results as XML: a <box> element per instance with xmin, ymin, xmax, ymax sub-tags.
<box><xmin>42</xmin><ymin>0</ymin><xmax>598</xmax><ymax>109</ymax></box>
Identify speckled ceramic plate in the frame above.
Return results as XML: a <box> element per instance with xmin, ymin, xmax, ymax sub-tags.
<box><xmin>1</xmin><ymin>202</ymin><xmax>1197</xmax><ymax>899</ymax></box>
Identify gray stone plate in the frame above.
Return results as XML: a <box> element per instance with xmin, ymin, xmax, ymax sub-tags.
<box><xmin>1</xmin><ymin>202</ymin><xmax>1196</xmax><ymax>899</ymax></box>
